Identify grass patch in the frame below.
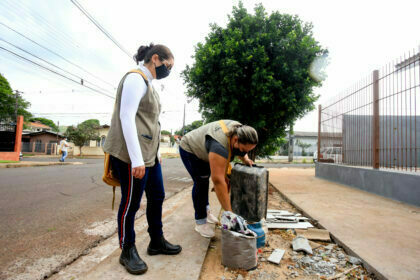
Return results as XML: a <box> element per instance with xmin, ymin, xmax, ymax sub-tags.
<box><xmin>22</xmin><ymin>153</ymin><xmax>35</xmax><ymax>156</ymax></box>
<box><xmin>0</xmin><ymin>160</ymin><xmax>19</xmax><ymax>163</ymax></box>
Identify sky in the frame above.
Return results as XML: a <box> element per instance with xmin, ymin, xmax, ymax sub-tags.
<box><xmin>0</xmin><ymin>0</ymin><xmax>419</xmax><ymax>133</ymax></box>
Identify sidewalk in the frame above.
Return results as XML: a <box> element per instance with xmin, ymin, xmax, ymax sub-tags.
<box><xmin>0</xmin><ymin>161</ymin><xmax>83</xmax><ymax>168</ymax></box>
<box><xmin>50</xmin><ymin>186</ymin><xmax>220</xmax><ymax>280</ymax></box>
<box><xmin>269</xmin><ymin>168</ymin><xmax>420</xmax><ymax>280</ymax></box>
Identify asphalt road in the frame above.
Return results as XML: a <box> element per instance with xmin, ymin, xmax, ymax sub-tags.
<box><xmin>0</xmin><ymin>157</ymin><xmax>192</xmax><ymax>280</ymax></box>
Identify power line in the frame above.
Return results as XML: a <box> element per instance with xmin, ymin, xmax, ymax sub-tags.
<box><xmin>70</xmin><ymin>0</ymin><xmax>133</xmax><ymax>60</ymax></box>
<box><xmin>0</xmin><ymin>22</ymin><xmax>116</xmax><ymax>89</ymax></box>
<box><xmin>0</xmin><ymin>45</ymin><xmax>115</xmax><ymax>99</ymax></box>
<box><xmin>3</xmin><ymin>0</ymin><xmax>118</xmax><ymax>75</ymax></box>
<box><xmin>0</xmin><ymin>38</ymin><xmax>114</xmax><ymax>95</ymax></box>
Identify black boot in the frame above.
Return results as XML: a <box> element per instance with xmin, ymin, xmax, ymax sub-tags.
<box><xmin>119</xmin><ymin>243</ymin><xmax>148</xmax><ymax>275</ymax></box>
<box><xmin>147</xmin><ymin>236</ymin><xmax>182</xmax><ymax>255</ymax></box>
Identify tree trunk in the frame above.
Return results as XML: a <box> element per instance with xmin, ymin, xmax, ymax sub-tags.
<box><xmin>288</xmin><ymin>138</ymin><xmax>294</xmax><ymax>163</ymax></box>
<box><xmin>79</xmin><ymin>146</ymin><xmax>82</xmax><ymax>157</ymax></box>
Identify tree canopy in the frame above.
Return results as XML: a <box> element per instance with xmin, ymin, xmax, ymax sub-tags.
<box><xmin>0</xmin><ymin>73</ymin><xmax>32</xmax><ymax>122</ymax></box>
<box><xmin>182</xmin><ymin>2</ymin><xmax>327</xmax><ymax>156</ymax></box>
<box><xmin>175</xmin><ymin>120</ymin><xmax>204</xmax><ymax>135</ymax></box>
<box><xmin>65</xmin><ymin>119</ymin><xmax>100</xmax><ymax>155</ymax></box>
<box><xmin>161</xmin><ymin>130</ymin><xmax>171</xmax><ymax>135</ymax></box>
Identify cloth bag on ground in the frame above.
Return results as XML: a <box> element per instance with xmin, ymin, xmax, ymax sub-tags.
<box><xmin>221</xmin><ymin>211</ymin><xmax>258</xmax><ymax>270</ymax></box>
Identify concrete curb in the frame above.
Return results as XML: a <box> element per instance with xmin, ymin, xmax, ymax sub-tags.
<box><xmin>269</xmin><ymin>182</ymin><xmax>386</xmax><ymax>280</ymax></box>
<box><xmin>0</xmin><ymin>162</ymin><xmax>84</xmax><ymax>168</ymax></box>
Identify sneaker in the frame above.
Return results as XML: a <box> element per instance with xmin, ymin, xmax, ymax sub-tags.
<box><xmin>206</xmin><ymin>210</ymin><xmax>219</xmax><ymax>224</ymax></box>
<box><xmin>195</xmin><ymin>223</ymin><xmax>215</xmax><ymax>238</ymax></box>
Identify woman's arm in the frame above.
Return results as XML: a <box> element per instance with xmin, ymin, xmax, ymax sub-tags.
<box><xmin>120</xmin><ymin>73</ymin><xmax>147</xmax><ymax>169</ymax></box>
<box><xmin>209</xmin><ymin>152</ymin><xmax>232</xmax><ymax>211</ymax></box>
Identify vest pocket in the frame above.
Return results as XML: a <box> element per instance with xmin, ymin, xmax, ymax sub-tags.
<box><xmin>141</xmin><ymin>134</ymin><xmax>153</xmax><ymax>140</ymax></box>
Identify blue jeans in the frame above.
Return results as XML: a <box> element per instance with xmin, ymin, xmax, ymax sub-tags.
<box><xmin>111</xmin><ymin>156</ymin><xmax>165</xmax><ymax>248</ymax></box>
<box><xmin>60</xmin><ymin>151</ymin><xmax>68</xmax><ymax>161</ymax></box>
<box><xmin>179</xmin><ymin>147</ymin><xmax>210</xmax><ymax>224</ymax></box>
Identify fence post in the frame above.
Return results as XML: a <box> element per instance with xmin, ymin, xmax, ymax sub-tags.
<box><xmin>373</xmin><ymin>70</ymin><xmax>380</xmax><ymax>169</ymax></box>
<box><xmin>317</xmin><ymin>104</ymin><xmax>321</xmax><ymax>162</ymax></box>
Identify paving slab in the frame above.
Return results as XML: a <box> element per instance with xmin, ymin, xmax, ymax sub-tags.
<box><xmin>51</xmin><ymin>186</ymin><xmax>220</xmax><ymax>280</ymax></box>
<box><xmin>295</xmin><ymin>228</ymin><xmax>331</xmax><ymax>242</ymax></box>
<box><xmin>269</xmin><ymin>168</ymin><xmax>420</xmax><ymax>280</ymax></box>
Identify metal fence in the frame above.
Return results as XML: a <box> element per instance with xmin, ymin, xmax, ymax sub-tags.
<box><xmin>21</xmin><ymin>142</ymin><xmax>57</xmax><ymax>155</ymax></box>
<box><xmin>318</xmin><ymin>47</ymin><xmax>420</xmax><ymax>172</ymax></box>
<box><xmin>0</xmin><ymin>122</ymin><xmax>16</xmax><ymax>152</ymax></box>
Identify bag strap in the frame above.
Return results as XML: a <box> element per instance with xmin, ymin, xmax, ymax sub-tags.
<box><xmin>129</xmin><ymin>69</ymin><xmax>149</xmax><ymax>85</ymax></box>
<box><xmin>218</xmin><ymin>120</ymin><xmax>232</xmax><ymax>179</ymax></box>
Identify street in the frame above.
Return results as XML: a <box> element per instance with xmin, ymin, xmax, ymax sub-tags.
<box><xmin>0</xmin><ymin>157</ymin><xmax>192</xmax><ymax>280</ymax></box>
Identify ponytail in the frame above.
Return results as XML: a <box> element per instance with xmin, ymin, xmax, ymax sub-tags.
<box><xmin>228</xmin><ymin>124</ymin><xmax>258</xmax><ymax>145</ymax></box>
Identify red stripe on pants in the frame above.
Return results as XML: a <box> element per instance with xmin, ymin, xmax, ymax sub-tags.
<box><xmin>119</xmin><ymin>165</ymin><xmax>131</xmax><ymax>248</ymax></box>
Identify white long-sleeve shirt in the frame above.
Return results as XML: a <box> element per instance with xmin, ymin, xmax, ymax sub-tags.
<box><xmin>120</xmin><ymin>63</ymin><xmax>159</xmax><ymax>168</ymax></box>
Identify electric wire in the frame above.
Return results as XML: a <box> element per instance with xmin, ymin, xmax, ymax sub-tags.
<box><xmin>0</xmin><ymin>45</ymin><xmax>115</xmax><ymax>99</ymax></box>
<box><xmin>0</xmin><ymin>38</ymin><xmax>114</xmax><ymax>95</ymax></box>
<box><xmin>69</xmin><ymin>0</ymin><xmax>133</xmax><ymax>60</ymax></box>
<box><xmin>3</xmin><ymin>0</ymin><xmax>119</xmax><ymax>75</ymax></box>
<box><xmin>0</xmin><ymin>22</ymin><xmax>116</xmax><ymax>89</ymax></box>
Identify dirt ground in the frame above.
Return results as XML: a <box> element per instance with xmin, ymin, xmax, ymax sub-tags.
<box><xmin>199</xmin><ymin>186</ymin><xmax>375</xmax><ymax>280</ymax></box>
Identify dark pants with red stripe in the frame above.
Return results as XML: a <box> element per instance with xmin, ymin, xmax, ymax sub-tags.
<box><xmin>111</xmin><ymin>155</ymin><xmax>165</xmax><ymax>248</ymax></box>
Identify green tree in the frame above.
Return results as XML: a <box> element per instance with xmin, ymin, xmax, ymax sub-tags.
<box><xmin>29</xmin><ymin>117</ymin><xmax>58</xmax><ymax>132</ymax></box>
<box><xmin>0</xmin><ymin>73</ymin><xmax>32</xmax><ymax>122</ymax></box>
<box><xmin>296</xmin><ymin>140</ymin><xmax>312</xmax><ymax>156</ymax></box>
<box><xmin>161</xmin><ymin>130</ymin><xmax>171</xmax><ymax>135</ymax></box>
<box><xmin>65</xmin><ymin>119</ymin><xmax>100</xmax><ymax>156</ymax></box>
<box><xmin>182</xmin><ymin>2</ymin><xmax>327</xmax><ymax>156</ymax></box>
<box><xmin>175</xmin><ymin>120</ymin><xmax>204</xmax><ymax>135</ymax></box>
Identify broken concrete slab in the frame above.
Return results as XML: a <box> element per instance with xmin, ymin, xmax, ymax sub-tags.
<box><xmin>267</xmin><ymin>249</ymin><xmax>285</xmax><ymax>264</ymax></box>
<box><xmin>349</xmin><ymin>256</ymin><xmax>362</xmax><ymax>265</ymax></box>
<box><xmin>267</xmin><ymin>221</ymin><xmax>313</xmax><ymax>229</ymax></box>
<box><xmin>309</xmin><ymin>241</ymin><xmax>322</xmax><ymax>250</ymax></box>
<box><xmin>295</xmin><ymin>228</ymin><xmax>331</xmax><ymax>242</ymax></box>
<box><xmin>292</xmin><ymin>236</ymin><xmax>313</xmax><ymax>254</ymax></box>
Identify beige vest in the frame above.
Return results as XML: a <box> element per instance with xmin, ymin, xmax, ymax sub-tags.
<box><xmin>180</xmin><ymin>120</ymin><xmax>241</xmax><ymax>162</ymax></box>
<box><xmin>103</xmin><ymin>70</ymin><xmax>161</xmax><ymax>167</ymax></box>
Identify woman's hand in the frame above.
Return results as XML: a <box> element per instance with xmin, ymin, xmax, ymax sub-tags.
<box><xmin>132</xmin><ymin>165</ymin><xmax>146</xmax><ymax>179</ymax></box>
<box><xmin>244</xmin><ymin>158</ymin><xmax>254</xmax><ymax>166</ymax></box>
<box><xmin>240</xmin><ymin>154</ymin><xmax>254</xmax><ymax>166</ymax></box>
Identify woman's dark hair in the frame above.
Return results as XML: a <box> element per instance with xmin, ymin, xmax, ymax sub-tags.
<box><xmin>228</xmin><ymin>124</ymin><xmax>258</xmax><ymax>145</ymax></box>
<box><xmin>133</xmin><ymin>43</ymin><xmax>173</xmax><ymax>64</ymax></box>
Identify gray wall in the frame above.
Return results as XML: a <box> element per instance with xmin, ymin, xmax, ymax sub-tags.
<box><xmin>316</xmin><ymin>163</ymin><xmax>420</xmax><ymax>207</ymax></box>
<box><xmin>342</xmin><ymin>115</ymin><xmax>420</xmax><ymax>167</ymax></box>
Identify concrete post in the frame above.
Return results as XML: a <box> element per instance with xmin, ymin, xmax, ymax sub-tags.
<box><xmin>318</xmin><ymin>105</ymin><xmax>322</xmax><ymax>162</ymax></box>
<box><xmin>14</xmin><ymin>116</ymin><xmax>23</xmax><ymax>159</ymax></box>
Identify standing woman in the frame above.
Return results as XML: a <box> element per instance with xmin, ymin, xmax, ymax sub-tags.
<box><xmin>103</xmin><ymin>44</ymin><xmax>181</xmax><ymax>275</ymax></box>
<box><xmin>179</xmin><ymin>120</ymin><xmax>258</xmax><ymax>238</ymax></box>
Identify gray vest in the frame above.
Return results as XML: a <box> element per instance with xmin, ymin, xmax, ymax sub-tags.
<box><xmin>103</xmin><ymin>71</ymin><xmax>161</xmax><ymax>167</ymax></box>
<box><xmin>180</xmin><ymin>120</ymin><xmax>241</xmax><ymax>162</ymax></box>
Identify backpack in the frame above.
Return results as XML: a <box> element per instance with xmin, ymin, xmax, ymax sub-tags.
<box><xmin>102</xmin><ymin>153</ymin><xmax>120</xmax><ymax>210</ymax></box>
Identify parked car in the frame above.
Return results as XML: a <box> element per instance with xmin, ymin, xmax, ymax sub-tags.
<box><xmin>318</xmin><ymin>147</ymin><xmax>342</xmax><ymax>163</ymax></box>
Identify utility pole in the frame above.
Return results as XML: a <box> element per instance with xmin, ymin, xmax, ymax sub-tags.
<box><xmin>56</xmin><ymin>120</ymin><xmax>59</xmax><ymax>143</ymax></box>
<box><xmin>181</xmin><ymin>103</ymin><xmax>186</xmax><ymax>136</ymax></box>
<box><xmin>14</xmin><ymin>90</ymin><xmax>23</xmax><ymax>120</ymax></box>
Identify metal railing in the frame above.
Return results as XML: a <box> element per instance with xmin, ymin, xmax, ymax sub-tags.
<box><xmin>318</xmin><ymin>47</ymin><xmax>420</xmax><ymax>172</ymax></box>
